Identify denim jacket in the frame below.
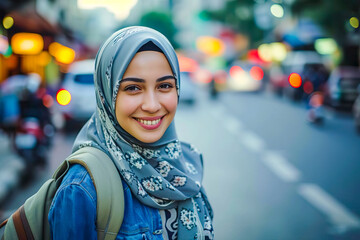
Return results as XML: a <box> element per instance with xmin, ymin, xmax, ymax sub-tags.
<box><xmin>48</xmin><ymin>164</ymin><xmax>164</xmax><ymax>240</ymax></box>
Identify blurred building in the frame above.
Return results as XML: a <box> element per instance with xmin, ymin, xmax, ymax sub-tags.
<box><xmin>37</xmin><ymin>0</ymin><xmax>118</xmax><ymax>48</ymax></box>
<box><xmin>0</xmin><ymin>1</ymin><xmax>61</xmax><ymax>83</ymax></box>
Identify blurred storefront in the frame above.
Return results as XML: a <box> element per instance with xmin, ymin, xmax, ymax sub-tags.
<box><xmin>0</xmin><ymin>1</ymin><xmax>97</xmax><ymax>88</ymax></box>
<box><xmin>0</xmin><ymin>3</ymin><xmax>60</xmax><ymax>84</ymax></box>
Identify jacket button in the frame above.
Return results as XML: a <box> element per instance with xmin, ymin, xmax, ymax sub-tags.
<box><xmin>153</xmin><ymin>229</ymin><xmax>163</xmax><ymax>235</ymax></box>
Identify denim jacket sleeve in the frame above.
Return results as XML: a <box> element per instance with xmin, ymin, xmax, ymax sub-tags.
<box><xmin>48</xmin><ymin>164</ymin><xmax>97</xmax><ymax>240</ymax></box>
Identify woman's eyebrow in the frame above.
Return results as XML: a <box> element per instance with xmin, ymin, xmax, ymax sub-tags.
<box><xmin>121</xmin><ymin>75</ymin><xmax>175</xmax><ymax>83</ymax></box>
<box><xmin>121</xmin><ymin>77</ymin><xmax>144</xmax><ymax>83</ymax></box>
<box><xmin>156</xmin><ymin>75</ymin><xmax>176</xmax><ymax>82</ymax></box>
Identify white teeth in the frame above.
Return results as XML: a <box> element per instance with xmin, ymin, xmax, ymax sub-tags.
<box><xmin>138</xmin><ymin>118</ymin><xmax>161</xmax><ymax>126</ymax></box>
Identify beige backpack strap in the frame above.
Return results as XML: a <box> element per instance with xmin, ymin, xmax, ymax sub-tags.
<box><xmin>66</xmin><ymin>147</ymin><xmax>125</xmax><ymax>240</ymax></box>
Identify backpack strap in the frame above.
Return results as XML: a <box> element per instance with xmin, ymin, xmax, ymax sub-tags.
<box><xmin>64</xmin><ymin>147</ymin><xmax>125</xmax><ymax>240</ymax></box>
<box><xmin>11</xmin><ymin>206</ymin><xmax>34</xmax><ymax>240</ymax></box>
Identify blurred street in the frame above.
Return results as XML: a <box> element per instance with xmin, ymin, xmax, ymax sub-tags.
<box><xmin>1</xmin><ymin>0</ymin><xmax>360</xmax><ymax>239</ymax></box>
<box><xmin>1</xmin><ymin>85</ymin><xmax>360</xmax><ymax>239</ymax></box>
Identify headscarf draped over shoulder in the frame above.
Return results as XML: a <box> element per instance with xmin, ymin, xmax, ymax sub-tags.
<box><xmin>73</xmin><ymin>26</ymin><xmax>213</xmax><ymax>239</ymax></box>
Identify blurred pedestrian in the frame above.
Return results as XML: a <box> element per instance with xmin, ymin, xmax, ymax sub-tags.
<box><xmin>49</xmin><ymin>26</ymin><xmax>214</xmax><ymax>239</ymax></box>
<box><xmin>0</xmin><ymin>74</ymin><xmax>26</xmax><ymax>136</ymax></box>
<box><xmin>209</xmin><ymin>77</ymin><xmax>218</xmax><ymax>99</ymax></box>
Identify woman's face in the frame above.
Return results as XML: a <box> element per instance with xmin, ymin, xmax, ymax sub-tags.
<box><xmin>115</xmin><ymin>51</ymin><xmax>178</xmax><ymax>143</ymax></box>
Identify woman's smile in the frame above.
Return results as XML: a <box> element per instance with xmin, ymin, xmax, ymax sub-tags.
<box><xmin>134</xmin><ymin>116</ymin><xmax>164</xmax><ymax>130</ymax></box>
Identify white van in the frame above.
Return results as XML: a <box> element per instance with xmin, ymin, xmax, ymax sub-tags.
<box><xmin>56</xmin><ymin>59</ymin><xmax>96</xmax><ymax>128</ymax></box>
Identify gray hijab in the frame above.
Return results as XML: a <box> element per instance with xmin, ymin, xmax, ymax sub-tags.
<box><xmin>72</xmin><ymin>26</ymin><xmax>213</xmax><ymax>239</ymax></box>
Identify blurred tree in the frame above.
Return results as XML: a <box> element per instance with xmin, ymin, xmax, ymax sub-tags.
<box><xmin>139</xmin><ymin>11</ymin><xmax>179</xmax><ymax>49</ymax></box>
<box><xmin>201</xmin><ymin>0</ymin><xmax>264</xmax><ymax>48</ymax></box>
<box><xmin>291</xmin><ymin>0</ymin><xmax>359</xmax><ymax>44</ymax></box>
<box><xmin>291</xmin><ymin>0</ymin><xmax>360</xmax><ymax>65</ymax></box>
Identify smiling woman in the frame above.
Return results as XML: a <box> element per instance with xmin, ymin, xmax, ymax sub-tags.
<box><xmin>48</xmin><ymin>26</ymin><xmax>214</xmax><ymax>240</ymax></box>
<box><xmin>116</xmin><ymin>49</ymin><xmax>178</xmax><ymax>143</ymax></box>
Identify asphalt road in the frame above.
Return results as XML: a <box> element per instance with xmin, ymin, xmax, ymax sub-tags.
<box><xmin>1</xmin><ymin>86</ymin><xmax>360</xmax><ymax>240</ymax></box>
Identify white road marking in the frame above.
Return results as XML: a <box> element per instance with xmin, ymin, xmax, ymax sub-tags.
<box><xmin>224</xmin><ymin>115</ymin><xmax>243</xmax><ymax>134</ymax></box>
<box><xmin>298</xmin><ymin>184</ymin><xmax>360</xmax><ymax>233</ymax></box>
<box><xmin>262</xmin><ymin>151</ymin><xmax>301</xmax><ymax>182</ymax></box>
<box><xmin>210</xmin><ymin>105</ymin><xmax>226</xmax><ymax>119</ymax></box>
<box><xmin>240</xmin><ymin>131</ymin><xmax>266</xmax><ymax>152</ymax></box>
<box><xmin>211</xmin><ymin>102</ymin><xmax>360</xmax><ymax>235</ymax></box>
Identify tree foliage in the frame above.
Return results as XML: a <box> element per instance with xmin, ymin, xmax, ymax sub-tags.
<box><xmin>202</xmin><ymin>0</ymin><xmax>263</xmax><ymax>47</ymax></box>
<box><xmin>291</xmin><ymin>0</ymin><xmax>360</xmax><ymax>44</ymax></box>
<box><xmin>139</xmin><ymin>11</ymin><xmax>179</xmax><ymax>49</ymax></box>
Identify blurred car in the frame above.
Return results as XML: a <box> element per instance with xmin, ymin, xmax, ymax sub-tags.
<box><xmin>269</xmin><ymin>51</ymin><xmax>329</xmax><ymax>100</ymax></box>
<box><xmin>225</xmin><ymin>60</ymin><xmax>264</xmax><ymax>92</ymax></box>
<box><xmin>325</xmin><ymin>66</ymin><xmax>360</xmax><ymax>109</ymax></box>
<box><xmin>56</xmin><ymin>59</ymin><xmax>96</xmax><ymax>128</ymax></box>
<box><xmin>179</xmin><ymin>71</ymin><xmax>196</xmax><ymax>104</ymax></box>
<box><xmin>353</xmin><ymin>85</ymin><xmax>360</xmax><ymax>133</ymax></box>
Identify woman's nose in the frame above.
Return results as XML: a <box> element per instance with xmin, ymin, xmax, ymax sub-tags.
<box><xmin>141</xmin><ymin>91</ymin><xmax>161</xmax><ymax>113</ymax></box>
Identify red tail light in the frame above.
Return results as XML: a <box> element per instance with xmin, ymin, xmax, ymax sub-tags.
<box><xmin>42</xmin><ymin>94</ymin><xmax>54</xmax><ymax>108</ymax></box>
<box><xmin>250</xmin><ymin>66</ymin><xmax>264</xmax><ymax>81</ymax></box>
<box><xmin>288</xmin><ymin>73</ymin><xmax>302</xmax><ymax>88</ymax></box>
<box><xmin>229</xmin><ymin>66</ymin><xmax>244</xmax><ymax>78</ymax></box>
<box><xmin>303</xmin><ymin>81</ymin><xmax>314</xmax><ymax>94</ymax></box>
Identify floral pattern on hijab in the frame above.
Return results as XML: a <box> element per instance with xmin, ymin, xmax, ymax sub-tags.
<box><xmin>72</xmin><ymin>26</ymin><xmax>213</xmax><ymax>239</ymax></box>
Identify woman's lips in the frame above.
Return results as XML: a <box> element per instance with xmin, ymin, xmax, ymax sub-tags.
<box><xmin>134</xmin><ymin>116</ymin><xmax>164</xmax><ymax>130</ymax></box>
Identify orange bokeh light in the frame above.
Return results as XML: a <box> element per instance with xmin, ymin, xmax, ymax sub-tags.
<box><xmin>288</xmin><ymin>73</ymin><xmax>302</xmax><ymax>88</ymax></box>
<box><xmin>178</xmin><ymin>55</ymin><xmax>199</xmax><ymax>72</ymax></box>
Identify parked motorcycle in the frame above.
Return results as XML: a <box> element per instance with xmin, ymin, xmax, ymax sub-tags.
<box><xmin>13</xmin><ymin>117</ymin><xmax>53</xmax><ymax>180</ymax></box>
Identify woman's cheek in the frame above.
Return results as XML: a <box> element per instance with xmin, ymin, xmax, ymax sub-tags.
<box><xmin>164</xmin><ymin>92</ymin><xmax>178</xmax><ymax>111</ymax></box>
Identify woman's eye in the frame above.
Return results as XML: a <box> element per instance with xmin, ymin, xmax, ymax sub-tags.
<box><xmin>159</xmin><ymin>83</ymin><xmax>174</xmax><ymax>90</ymax></box>
<box><xmin>124</xmin><ymin>85</ymin><xmax>140</xmax><ymax>92</ymax></box>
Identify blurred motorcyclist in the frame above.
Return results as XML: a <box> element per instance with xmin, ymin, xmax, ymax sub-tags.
<box><xmin>306</xmin><ymin>91</ymin><xmax>325</xmax><ymax>124</ymax></box>
<box><xmin>18</xmin><ymin>73</ymin><xmax>54</xmax><ymax>141</ymax></box>
<box><xmin>0</xmin><ymin>73</ymin><xmax>54</xmax><ymax>142</ymax></box>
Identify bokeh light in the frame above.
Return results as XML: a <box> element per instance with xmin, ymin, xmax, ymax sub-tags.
<box><xmin>314</xmin><ymin>38</ymin><xmax>338</xmax><ymax>55</ymax></box>
<box><xmin>178</xmin><ymin>54</ymin><xmax>199</xmax><ymax>73</ymax></box>
<box><xmin>196</xmin><ymin>36</ymin><xmax>225</xmax><ymax>56</ymax></box>
<box><xmin>258</xmin><ymin>42</ymin><xmax>287</xmax><ymax>62</ymax></box>
<box><xmin>0</xmin><ymin>35</ymin><xmax>9</xmax><ymax>53</ymax></box>
<box><xmin>250</xmin><ymin>66</ymin><xmax>264</xmax><ymax>81</ymax></box>
<box><xmin>3</xmin><ymin>46</ymin><xmax>12</xmax><ymax>58</ymax></box>
<box><xmin>270</xmin><ymin>42</ymin><xmax>287</xmax><ymax>62</ymax></box>
<box><xmin>38</xmin><ymin>51</ymin><xmax>52</xmax><ymax>66</ymax></box>
<box><xmin>11</xmin><ymin>33</ymin><xmax>44</xmax><ymax>55</ymax></box>
<box><xmin>229</xmin><ymin>66</ymin><xmax>244</xmax><ymax>78</ymax></box>
<box><xmin>303</xmin><ymin>81</ymin><xmax>314</xmax><ymax>94</ymax></box>
<box><xmin>43</xmin><ymin>94</ymin><xmax>54</xmax><ymax>108</ymax></box>
<box><xmin>349</xmin><ymin>17</ymin><xmax>359</xmax><ymax>29</ymax></box>
<box><xmin>288</xmin><ymin>73</ymin><xmax>302</xmax><ymax>88</ymax></box>
<box><xmin>258</xmin><ymin>44</ymin><xmax>272</xmax><ymax>62</ymax></box>
<box><xmin>56</xmin><ymin>89</ymin><xmax>72</xmax><ymax>106</ymax></box>
<box><xmin>49</xmin><ymin>42</ymin><xmax>75</xmax><ymax>64</ymax></box>
<box><xmin>270</xmin><ymin>4</ymin><xmax>284</xmax><ymax>18</ymax></box>
<box><xmin>3</xmin><ymin>16</ymin><xmax>14</xmax><ymax>29</ymax></box>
